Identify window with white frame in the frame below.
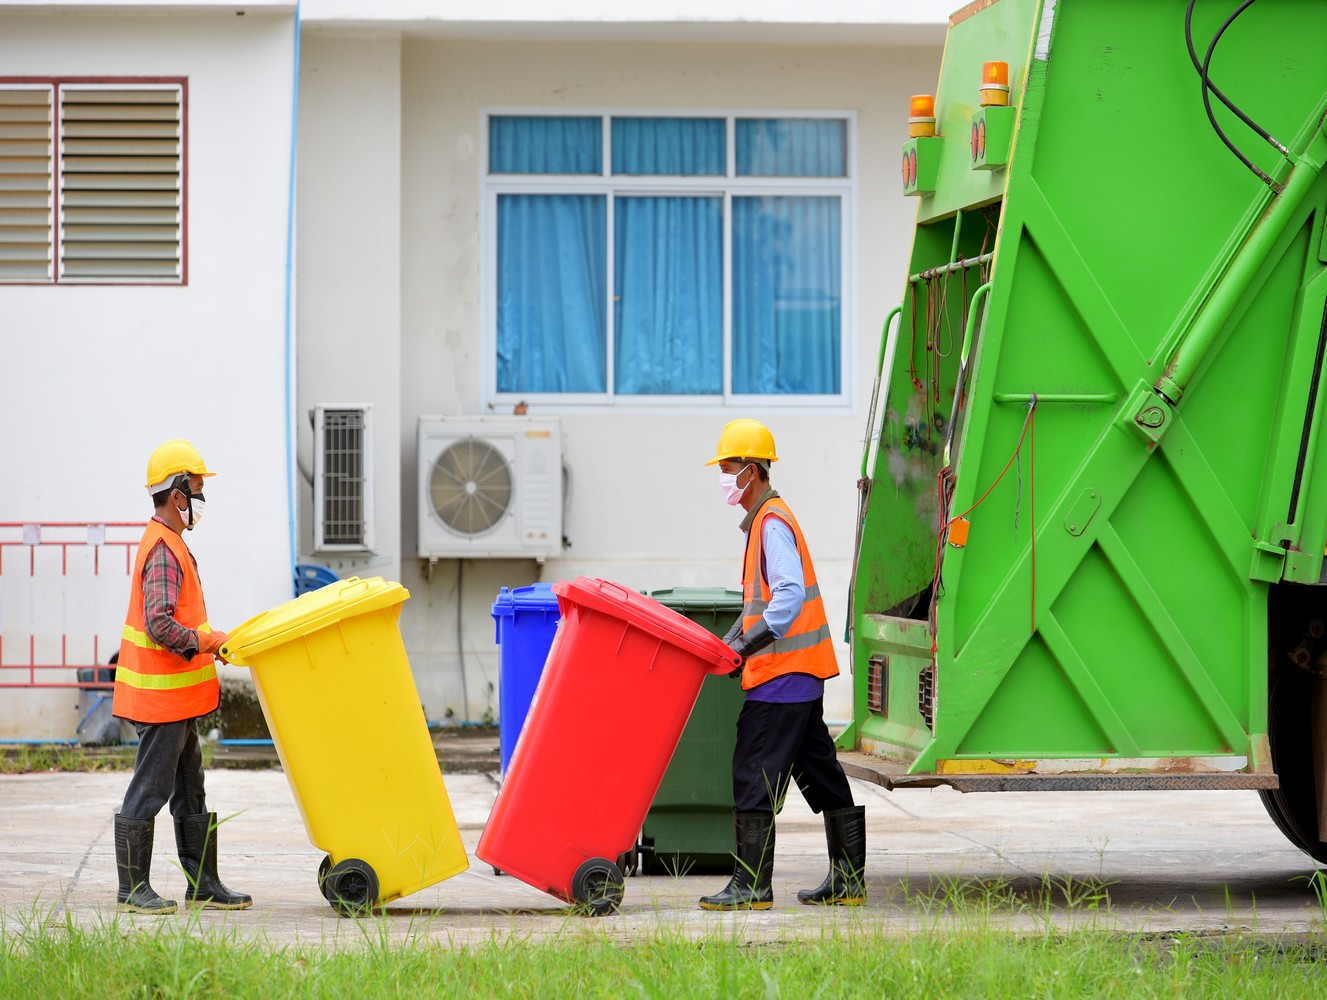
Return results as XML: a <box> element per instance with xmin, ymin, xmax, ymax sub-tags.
<box><xmin>0</xmin><ymin>79</ymin><xmax>185</xmax><ymax>284</ymax></box>
<box><xmin>484</xmin><ymin>112</ymin><xmax>852</xmax><ymax>406</ymax></box>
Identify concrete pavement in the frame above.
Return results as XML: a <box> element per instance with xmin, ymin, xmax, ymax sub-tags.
<box><xmin>3</xmin><ymin>758</ymin><xmax>1325</xmax><ymax>947</ymax></box>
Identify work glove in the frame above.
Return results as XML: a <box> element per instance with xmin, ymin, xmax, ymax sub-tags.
<box><xmin>726</xmin><ymin>619</ymin><xmax>777</xmax><ymax>677</ymax></box>
<box><xmin>722</xmin><ymin>617</ymin><xmax>746</xmax><ymax>678</ymax></box>
<box><xmin>721</xmin><ymin>617</ymin><xmax>744</xmax><ymax>645</ymax></box>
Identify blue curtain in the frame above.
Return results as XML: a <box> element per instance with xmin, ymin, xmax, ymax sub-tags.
<box><xmin>736</xmin><ymin>119</ymin><xmax>846</xmax><ymax>177</ymax></box>
<box><xmin>614</xmin><ymin>196</ymin><xmax>723</xmax><ymax>394</ymax></box>
<box><xmin>491</xmin><ymin>114</ymin><xmax>847</xmax><ymax>397</ymax></box>
<box><xmin>496</xmin><ymin>194</ymin><xmax>606</xmax><ymax>392</ymax></box>
<box><xmin>490</xmin><ymin>116</ymin><xmax>602</xmax><ymax>174</ymax></box>
<box><xmin>732</xmin><ymin>196</ymin><xmax>841</xmax><ymax>394</ymax></box>
<box><xmin>612</xmin><ymin>118</ymin><xmax>725</xmax><ymax>175</ymax></box>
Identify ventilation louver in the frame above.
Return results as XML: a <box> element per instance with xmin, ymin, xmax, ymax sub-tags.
<box><xmin>313</xmin><ymin>404</ymin><xmax>374</xmax><ymax>552</ymax></box>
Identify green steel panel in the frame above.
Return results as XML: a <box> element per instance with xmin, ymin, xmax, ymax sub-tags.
<box><xmin>852</xmin><ymin>0</ymin><xmax>1327</xmax><ymax>775</ymax></box>
<box><xmin>914</xmin><ymin>0</ymin><xmax>1039</xmax><ymax>224</ymax></box>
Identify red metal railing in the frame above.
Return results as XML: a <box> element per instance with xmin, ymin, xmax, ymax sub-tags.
<box><xmin>0</xmin><ymin>522</ymin><xmax>144</xmax><ymax>689</ymax></box>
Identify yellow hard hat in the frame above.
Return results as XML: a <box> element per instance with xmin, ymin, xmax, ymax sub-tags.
<box><xmin>144</xmin><ymin>439</ymin><xmax>216</xmax><ymax>491</ymax></box>
<box><xmin>705</xmin><ymin>419</ymin><xmax>778</xmax><ymax>466</ymax></box>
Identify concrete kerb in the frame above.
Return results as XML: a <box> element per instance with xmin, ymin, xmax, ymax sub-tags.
<box><xmin>2</xmin><ymin>767</ymin><xmax>1324</xmax><ymax>948</ymax></box>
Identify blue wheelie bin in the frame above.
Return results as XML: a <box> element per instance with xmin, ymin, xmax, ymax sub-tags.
<box><xmin>491</xmin><ymin>583</ymin><xmax>560</xmax><ymax>777</ymax></box>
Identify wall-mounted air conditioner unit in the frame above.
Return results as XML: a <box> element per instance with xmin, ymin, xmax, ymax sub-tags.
<box><xmin>314</xmin><ymin>404</ymin><xmax>374</xmax><ymax>553</ymax></box>
<box><xmin>417</xmin><ymin>416</ymin><xmax>562</xmax><ymax>560</ymax></box>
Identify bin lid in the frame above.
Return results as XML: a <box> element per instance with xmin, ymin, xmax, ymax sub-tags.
<box><xmin>491</xmin><ymin>582</ymin><xmax>559</xmax><ymax>617</ymax></box>
<box><xmin>648</xmin><ymin>587</ymin><xmax>744</xmax><ymax>612</ymax></box>
<box><xmin>554</xmin><ymin>577</ymin><xmax>741</xmax><ymax>674</ymax></box>
<box><xmin>220</xmin><ymin>576</ymin><xmax>408</xmax><ymax>666</ymax></box>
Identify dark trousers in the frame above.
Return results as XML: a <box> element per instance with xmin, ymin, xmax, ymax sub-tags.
<box><xmin>119</xmin><ymin>719</ymin><xmax>208</xmax><ymax>821</ymax></box>
<box><xmin>733</xmin><ymin>697</ymin><xmax>855</xmax><ymax>815</ymax></box>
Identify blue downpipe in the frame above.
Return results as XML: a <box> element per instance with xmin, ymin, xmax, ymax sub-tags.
<box><xmin>283</xmin><ymin>3</ymin><xmax>303</xmax><ymax>579</ymax></box>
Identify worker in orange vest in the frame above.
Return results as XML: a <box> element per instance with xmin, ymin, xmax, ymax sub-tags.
<box><xmin>698</xmin><ymin>419</ymin><xmax>866</xmax><ymax>911</ymax></box>
<box><xmin>111</xmin><ymin>440</ymin><xmax>251</xmax><ymax>915</ymax></box>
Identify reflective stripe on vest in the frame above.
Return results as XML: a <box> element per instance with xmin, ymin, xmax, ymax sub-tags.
<box><xmin>739</xmin><ymin>497</ymin><xmax>839</xmax><ymax>691</ymax></box>
<box><xmin>115</xmin><ymin>658</ymin><xmax>218</xmax><ymax>692</ymax></box>
<box><xmin>742</xmin><ymin>582</ymin><xmax>821</xmax><ymax>618</ymax></box>
<box><xmin>112</xmin><ymin>519</ymin><xmax>220</xmax><ymax>724</ymax></box>
<box><xmin>121</xmin><ymin>621</ymin><xmax>213</xmax><ymax>653</ymax></box>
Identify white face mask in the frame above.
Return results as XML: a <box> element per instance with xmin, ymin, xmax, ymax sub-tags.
<box><xmin>177</xmin><ymin>494</ymin><xmax>204</xmax><ymax>530</ymax></box>
<box><xmin>720</xmin><ymin>465</ymin><xmax>751</xmax><ymax>506</ymax></box>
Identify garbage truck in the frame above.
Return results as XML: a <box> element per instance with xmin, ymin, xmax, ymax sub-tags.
<box><xmin>839</xmin><ymin>0</ymin><xmax>1327</xmax><ymax>863</ymax></box>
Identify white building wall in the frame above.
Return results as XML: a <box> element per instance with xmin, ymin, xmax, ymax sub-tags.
<box><xmin>0</xmin><ymin>12</ymin><xmax>296</xmax><ymax>737</ymax></box>
<box><xmin>294</xmin><ymin>31</ymin><xmax>403</xmax><ymax>584</ymax></box>
<box><xmin>382</xmin><ymin>38</ymin><xmax>940</xmax><ymax>724</ymax></box>
<box><xmin>0</xmin><ymin>7</ymin><xmax>945</xmax><ymax>739</ymax></box>
<box><xmin>299</xmin><ymin>0</ymin><xmax>952</xmax><ymax>43</ymax></box>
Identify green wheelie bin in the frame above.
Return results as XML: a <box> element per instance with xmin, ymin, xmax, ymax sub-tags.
<box><xmin>640</xmin><ymin>588</ymin><xmax>746</xmax><ymax>874</ymax></box>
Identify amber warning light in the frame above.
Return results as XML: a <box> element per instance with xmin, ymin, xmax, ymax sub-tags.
<box><xmin>908</xmin><ymin>95</ymin><xmax>936</xmax><ymax>138</ymax></box>
<box><xmin>980</xmin><ymin>61</ymin><xmax>1009</xmax><ymax>107</ymax></box>
<box><xmin>947</xmin><ymin>518</ymin><xmax>971</xmax><ymax>548</ymax></box>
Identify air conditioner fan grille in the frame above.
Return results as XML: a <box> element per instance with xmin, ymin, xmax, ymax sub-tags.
<box><xmin>429</xmin><ymin>438</ymin><xmax>513</xmax><ymax>535</ymax></box>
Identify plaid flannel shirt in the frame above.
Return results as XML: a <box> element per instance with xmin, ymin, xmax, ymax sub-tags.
<box><xmin>141</xmin><ymin>516</ymin><xmax>200</xmax><ymax>659</ymax></box>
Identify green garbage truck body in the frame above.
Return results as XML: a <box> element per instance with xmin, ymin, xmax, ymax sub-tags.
<box><xmin>844</xmin><ymin>0</ymin><xmax>1327</xmax><ymax>860</ymax></box>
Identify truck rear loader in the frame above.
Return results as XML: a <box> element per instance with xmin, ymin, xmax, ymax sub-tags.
<box><xmin>842</xmin><ymin>0</ymin><xmax>1327</xmax><ymax>863</ymax></box>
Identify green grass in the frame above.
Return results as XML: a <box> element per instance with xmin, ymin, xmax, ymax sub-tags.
<box><xmin>0</xmin><ymin>744</ymin><xmax>136</xmax><ymax>774</ymax></box>
<box><xmin>2</xmin><ymin>908</ymin><xmax>1326</xmax><ymax>999</ymax></box>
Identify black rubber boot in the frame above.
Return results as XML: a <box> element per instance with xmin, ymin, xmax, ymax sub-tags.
<box><xmin>698</xmin><ymin>811</ymin><xmax>775</xmax><ymax>911</ymax></box>
<box><xmin>115</xmin><ymin>814</ymin><xmax>177</xmax><ymax>915</ymax></box>
<box><xmin>175</xmin><ymin>812</ymin><xmax>253</xmax><ymax>910</ymax></box>
<box><xmin>797</xmin><ymin>805</ymin><xmax>866</xmax><ymax>905</ymax></box>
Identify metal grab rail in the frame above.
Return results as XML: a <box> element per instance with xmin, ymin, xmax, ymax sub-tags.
<box><xmin>0</xmin><ymin>521</ymin><xmax>144</xmax><ymax>689</ymax></box>
<box><xmin>860</xmin><ymin>305</ymin><xmax>903</xmax><ymax>480</ymax></box>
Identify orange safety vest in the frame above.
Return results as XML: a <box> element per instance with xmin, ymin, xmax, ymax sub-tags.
<box><xmin>739</xmin><ymin>496</ymin><xmax>839</xmax><ymax>691</ymax></box>
<box><xmin>113</xmin><ymin>519</ymin><xmax>219</xmax><ymax>724</ymax></box>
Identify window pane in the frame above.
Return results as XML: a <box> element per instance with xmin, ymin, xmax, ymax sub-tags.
<box><xmin>489</xmin><ymin>116</ymin><xmax>602</xmax><ymax>174</ymax></box>
<box><xmin>614</xmin><ymin>196</ymin><xmax>722</xmax><ymax>395</ymax></box>
<box><xmin>611</xmin><ymin>117</ymin><xmax>725</xmax><ymax>175</ymax></box>
<box><xmin>735</xmin><ymin>118</ymin><xmax>846</xmax><ymax>177</ymax></box>
<box><xmin>497</xmin><ymin>194</ymin><xmax>606</xmax><ymax>392</ymax></box>
<box><xmin>732</xmin><ymin>196</ymin><xmax>841</xmax><ymax>394</ymax></box>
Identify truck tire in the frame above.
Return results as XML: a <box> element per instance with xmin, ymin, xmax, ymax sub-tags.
<box><xmin>1259</xmin><ymin>672</ymin><xmax>1327</xmax><ymax>864</ymax></box>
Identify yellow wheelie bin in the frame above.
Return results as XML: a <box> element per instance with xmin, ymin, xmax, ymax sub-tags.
<box><xmin>221</xmin><ymin>576</ymin><xmax>468</xmax><ymax>915</ymax></box>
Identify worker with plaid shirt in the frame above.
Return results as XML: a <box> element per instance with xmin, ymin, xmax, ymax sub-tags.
<box><xmin>111</xmin><ymin>440</ymin><xmax>251</xmax><ymax>915</ymax></box>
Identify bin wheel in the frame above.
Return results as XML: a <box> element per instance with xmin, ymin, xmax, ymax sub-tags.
<box><xmin>571</xmin><ymin>857</ymin><xmax>624</xmax><ymax>917</ymax></box>
<box><xmin>317</xmin><ymin>854</ymin><xmax>333</xmax><ymax>900</ymax></box>
<box><xmin>615</xmin><ymin>845</ymin><xmax>639</xmax><ymax>878</ymax></box>
<box><xmin>324</xmin><ymin>858</ymin><xmax>379</xmax><ymax>917</ymax></box>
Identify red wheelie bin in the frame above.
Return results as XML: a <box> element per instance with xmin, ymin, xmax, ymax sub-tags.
<box><xmin>476</xmin><ymin>576</ymin><xmax>741</xmax><ymax>915</ymax></box>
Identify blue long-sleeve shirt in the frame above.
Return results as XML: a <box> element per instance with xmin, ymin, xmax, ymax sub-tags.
<box><xmin>746</xmin><ymin>513</ymin><xmax>825</xmax><ymax>704</ymax></box>
<box><xmin>759</xmin><ymin>516</ymin><xmax>804</xmax><ymax>637</ymax></box>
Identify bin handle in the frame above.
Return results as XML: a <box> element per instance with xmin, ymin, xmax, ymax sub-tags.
<box><xmin>707</xmin><ymin>649</ymin><xmax>743</xmax><ymax>676</ymax></box>
<box><xmin>598</xmin><ymin>580</ymin><xmax>631</xmax><ymax>603</ymax></box>
<box><xmin>216</xmin><ymin>576</ymin><xmax>384</xmax><ymax>667</ymax></box>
